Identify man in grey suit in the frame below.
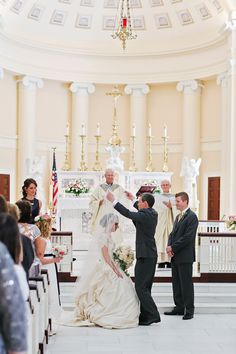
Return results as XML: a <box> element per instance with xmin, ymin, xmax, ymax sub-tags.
<box><xmin>165</xmin><ymin>192</ymin><xmax>198</xmax><ymax>320</ymax></box>
<box><xmin>107</xmin><ymin>191</ymin><xmax>160</xmax><ymax>326</ymax></box>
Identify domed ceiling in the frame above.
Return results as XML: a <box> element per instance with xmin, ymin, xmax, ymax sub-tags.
<box><xmin>0</xmin><ymin>0</ymin><xmax>232</xmax><ymax>55</ymax></box>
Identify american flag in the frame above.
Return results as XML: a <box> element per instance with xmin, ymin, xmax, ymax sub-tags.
<box><xmin>51</xmin><ymin>149</ymin><xmax>58</xmax><ymax>207</ymax></box>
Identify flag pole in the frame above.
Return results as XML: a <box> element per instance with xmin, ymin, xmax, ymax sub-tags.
<box><xmin>50</xmin><ymin>147</ymin><xmax>57</xmax><ymax>216</ymax></box>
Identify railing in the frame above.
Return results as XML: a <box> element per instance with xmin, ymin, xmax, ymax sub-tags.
<box><xmin>198</xmin><ymin>220</ymin><xmax>227</xmax><ymax>233</ymax></box>
<box><xmin>51</xmin><ymin>231</ymin><xmax>73</xmax><ymax>272</ymax></box>
<box><xmin>199</xmin><ymin>232</ymin><xmax>236</xmax><ymax>273</ymax></box>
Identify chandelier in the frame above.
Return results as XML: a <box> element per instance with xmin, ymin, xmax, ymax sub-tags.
<box><xmin>112</xmin><ymin>0</ymin><xmax>137</xmax><ymax>50</ymax></box>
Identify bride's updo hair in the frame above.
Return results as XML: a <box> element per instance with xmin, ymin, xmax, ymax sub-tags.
<box><xmin>99</xmin><ymin>213</ymin><xmax>119</xmax><ymax>228</ymax></box>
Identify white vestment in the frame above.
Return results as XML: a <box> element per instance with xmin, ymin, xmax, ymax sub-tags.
<box><xmin>89</xmin><ymin>183</ymin><xmax>128</xmax><ymax>246</ymax></box>
<box><xmin>154</xmin><ymin>193</ymin><xmax>177</xmax><ymax>263</ymax></box>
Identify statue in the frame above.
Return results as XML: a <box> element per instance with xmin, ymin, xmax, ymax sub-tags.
<box><xmin>26</xmin><ymin>156</ymin><xmax>46</xmax><ymax>210</ymax></box>
<box><xmin>105</xmin><ymin>145</ymin><xmax>125</xmax><ymax>172</ymax></box>
<box><xmin>180</xmin><ymin>157</ymin><xmax>202</xmax><ymax>212</ymax></box>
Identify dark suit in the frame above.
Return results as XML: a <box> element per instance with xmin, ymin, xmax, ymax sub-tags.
<box><xmin>168</xmin><ymin>208</ymin><xmax>198</xmax><ymax>315</ymax></box>
<box><xmin>114</xmin><ymin>201</ymin><xmax>160</xmax><ymax>321</ymax></box>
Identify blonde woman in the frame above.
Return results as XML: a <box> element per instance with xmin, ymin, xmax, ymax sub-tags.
<box><xmin>35</xmin><ymin>214</ymin><xmax>62</xmax><ymax>331</ymax></box>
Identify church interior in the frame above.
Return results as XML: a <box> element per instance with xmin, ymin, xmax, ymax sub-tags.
<box><xmin>0</xmin><ymin>0</ymin><xmax>236</xmax><ymax>353</ymax></box>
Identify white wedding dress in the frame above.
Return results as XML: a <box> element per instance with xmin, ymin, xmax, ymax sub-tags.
<box><xmin>72</xmin><ymin>214</ymin><xmax>139</xmax><ymax>329</ymax></box>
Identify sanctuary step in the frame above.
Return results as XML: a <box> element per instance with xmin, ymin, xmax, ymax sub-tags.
<box><xmin>60</xmin><ymin>282</ymin><xmax>236</xmax><ymax>314</ymax></box>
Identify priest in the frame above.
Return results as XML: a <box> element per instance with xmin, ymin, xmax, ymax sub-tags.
<box><xmin>154</xmin><ymin>180</ymin><xmax>177</xmax><ymax>268</ymax></box>
<box><xmin>89</xmin><ymin>168</ymin><xmax>127</xmax><ymax>245</ymax></box>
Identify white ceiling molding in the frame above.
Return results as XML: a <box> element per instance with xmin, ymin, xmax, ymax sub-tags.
<box><xmin>75</xmin><ymin>14</ymin><xmax>92</xmax><ymax>29</ymax></box>
<box><xmin>10</xmin><ymin>0</ymin><xmax>27</xmax><ymax>14</ymax></box>
<box><xmin>104</xmin><ymin>0</ymin><xmax>119</xmax><ymax>8</ymax></box>
<box><xmin>50</xmin><ymin>9</ymin><xmax>67</xmax><ymax>26</ymax></box>
<box><xmin>28</xmin><ymin>4</ymin><xmax>45</xmax><ymax>22</ymax></box>
<box><xmin>196</xmin><ymin>4</ymin><xmax>212</xmax><ymax>21</ymax></box>
<box><xmin>150</xmin><ymin>0</ymin><xmax>164</xmax><ymax>7</ymax></box>
<box><xmin>155</xmin><ymin>13</ymin><xmax>172</xmax><ymax>29</ymax></box>
<box><xmin>177</xmin><ymin>9</ymin><xmax>194</xmax><ymax>26</ymax></box>
<box><xmin>0</xmin><ymin>31</ymin><xmax>227</xmax><ymax>83</ymax></box>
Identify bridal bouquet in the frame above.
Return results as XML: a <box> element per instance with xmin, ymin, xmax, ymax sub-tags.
<box><xmin>65</xmin><ymin>179</ymin><xmax>89</xmax><ymax>196</ymax></box>
<box><xmin>113</xmin><ymin>245</ymin><xmax>134</xmax><ymax>276</ymax></box>
<box><xmin>52</xmin><ymin>244</ymin><xmax>68</xmax><ymax>258</ymax></box>
<box><xmin>225</xmin><ymin>216</ymin><xmax>236</xmax><ymax>231</ymax></box>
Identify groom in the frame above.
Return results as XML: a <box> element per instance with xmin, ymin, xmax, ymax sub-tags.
<box><xmin>107</xmin><ymin>191</ymin><xmax>161</xmax><ymax>326</ymax></box>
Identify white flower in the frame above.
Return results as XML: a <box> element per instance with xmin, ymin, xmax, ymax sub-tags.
<box><xmin>52</xmin><ymin>244</ymin><xmax>68</xmax><ymax>257</ymax></box>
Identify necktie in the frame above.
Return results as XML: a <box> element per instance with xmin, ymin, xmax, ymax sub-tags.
<box><xmin>178</xmin><ymin>212</ymin><xmax>184</xmax><ymax>222</ymax></box>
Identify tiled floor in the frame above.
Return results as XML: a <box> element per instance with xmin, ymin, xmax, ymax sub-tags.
<box><xmin>46</xmin><ymin>314</ymin><xmax>236</xmax><ymax>354</ymax></box>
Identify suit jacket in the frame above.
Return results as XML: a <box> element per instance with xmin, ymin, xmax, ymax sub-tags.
<box><xmin>168</xmin><ymin>208</ymin><xmax>198</xmax><ymax>264</ymax></box>
<box><xmin>114</xmin><ymin>201</ymin><xmax>158</xmax><ymax>259</ymax></box>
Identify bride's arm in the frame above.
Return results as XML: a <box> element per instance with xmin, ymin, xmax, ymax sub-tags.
<box><xmin>101</xmin><ymin>245</ymin><xmax>123</xmax><ymax>278</ymax></box>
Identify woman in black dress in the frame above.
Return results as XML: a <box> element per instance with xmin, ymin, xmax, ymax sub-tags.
<box><xmin>20</xmin><ymin>178</ymin><xmax>42</xmax><ymax>223</ymax></box>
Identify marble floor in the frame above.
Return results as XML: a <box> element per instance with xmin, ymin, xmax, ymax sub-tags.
<box><xmin>46</xmin><ymin>314</ymin><xmax>236</xmax><ymax>354</ymax></box>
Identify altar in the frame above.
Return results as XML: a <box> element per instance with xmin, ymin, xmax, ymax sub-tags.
<box><xmin>57</xmin><ymin>170</ymin><xmax>173</xmax><ymax>251</ymax></box>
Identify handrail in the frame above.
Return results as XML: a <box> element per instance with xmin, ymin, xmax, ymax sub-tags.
<box><xmin>50</xmin><ymin>231</ymin><xmax>73</xmax><ymax>272</ymax></box>
<box><xmin>199</xmin><ymin>232</ymin><xmax>236</xmax><ymax>237</ymax></box>
<box><xmin>198</xmin><ymin>231</ymin><xmax>236</xmax><ymax>273</ymax></box>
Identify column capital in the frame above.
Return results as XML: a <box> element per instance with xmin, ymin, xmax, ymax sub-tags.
<box><xmin>21</xmin><ymin>76</ymin><xmax>44</xmax><ymax>89</ymax></box>
<box><xmin>176</xmin><ymin>80</ymin><xmax>201</xmax><ymax>93</ymax></box>
<box><xmin>124</xmin><ymin>84</ymin><xmax>150</xmax><ymax>96</ymax></box>
<box><xmin>0</xmin><ymin>68</ymin><xmax>4</xmax><ymax>79</ymax></box>
<box><xmin>226</xmin><ymin>12</ymin><xmax>236</xmax><ymax>31</ymax></box>
<box><xmin>217</xmin><ymin>72</ymin><xmax>228</xmax><ymax>87</ymax></box>
<box><xmin>69</xmin><ymin>82</ymin><xmax>95</xmax><ymax>95</ymax></box>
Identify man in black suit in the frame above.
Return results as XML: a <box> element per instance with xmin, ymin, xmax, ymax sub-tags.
<box><xmin>164</xmin><ymin>192</ymin><xmax>198</xmax><ymax>320</ymax></box>
<box><xmin>107</xmin><ymin>191</ymin><xmax>160</xmax><ymax>326</ymax></box>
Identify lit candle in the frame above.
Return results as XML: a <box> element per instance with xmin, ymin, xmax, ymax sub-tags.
<box><xmin>81</xmin><ymin>124</ymin><xmax>85</xmax><ymax>136</ymax></box>
<box><xmin>164</xmin><ymin>125</ymin><xmax>167</xmax><ymax>137</ymax></box>
<box><xmin>148</xmin><ymin>123</ymin><xmax>152</xmax><ymax>137</ymax></box>
<box><xmin>96</xmin><ymin>123</ymin><xmax>100</xmax><ymax>136</ymax></box>
<box><xmin>132</xmin><ymin>124</ymin><xmax>136</xmax><ymax>137</ymax></box>
<box><xmin>122</xmin><ymin>17</ymin><xmax>127</xmax><ymax>28</ymax></box>
<box><xmin>66</xmin><ymin>123</ymin><xmax>70</xmax><ymax>136</ymax></box>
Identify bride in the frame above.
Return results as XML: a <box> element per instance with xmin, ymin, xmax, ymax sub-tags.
<box><xmin>73</xmin><ymin>213</ymin><xmax>139</xmax><ymax>329</ymax></box>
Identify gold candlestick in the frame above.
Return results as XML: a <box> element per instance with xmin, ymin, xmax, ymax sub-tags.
<box><xmin>129</xmin><ymin>135</ymin><xmax>137</xmax><ymax>171</ymax></box>
<box><xmin>63</xmin><ymin>134</ymin><xmax>70</xmax><ymax>171</ymax></box>
<box><xmin>79</xmin><ymin>134</ymin><xmax>87</xmax><ymax>171</ymax></box>
<box><xmin>162</xmin><ymin>125</ymin><xmax>169</xmax><ymax>172</ymax></box>
<box><xmin>93</xmin><ymin>135</ymin><xmax>102</xmax><ymax>171</ymax></box>
<box><xmin>146</xmin><ymin>135</ymin><xmax>154</xmax><ymax>172</ymax></box>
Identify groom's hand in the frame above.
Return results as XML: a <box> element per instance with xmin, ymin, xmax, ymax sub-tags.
<box><xmin>166</xmin><ymin>245</ymin><xmax>174</xmax><ymax>257</ymax></box>
<box><xmin>106</xmin><ymin>191</ymin><xmax>115</xmax><ymax>203</ymax></box>
<box><xmin>125</xmin><ymin>191</ymin><xmax>135</xmax><ymax>201</ymax></box>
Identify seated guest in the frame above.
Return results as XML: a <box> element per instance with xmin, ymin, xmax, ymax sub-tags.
<box><xmin>36</xmin><ymin>214</ymin><xmax>62</xmax><ymax>329</ymax></box>
<box><xmin>19</xmin><ymin>178</ymin><xmax>42</xmax><ymax>224</ymax></box>
<box><xmin>0</xmin><ymin>241</ymin><xmax>27</xmax><ymax>354</ymax></box>
<box><xmin>0</xmin><ymin>213</ymin><xmax>29</xmax><ymax>301</ymax></box>
<box><xmin>8</xmin><ymin>202</ymin><xmax>34</xmax><ymax>280</ymax></box>
<box><xmin>16</xmin><ymin>200</ymin><xmax>41</xmax><ymax>277</ymax></box>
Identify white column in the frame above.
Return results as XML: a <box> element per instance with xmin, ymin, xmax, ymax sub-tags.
<box><xmin>0</xmin><ymin>67</ymin><xmax>4</xmax><ymax>79</ymax></box>
<box><xmin>225</xmin><ymin>15</ymin><xmax>236</xmax><ymax>214</ymax></box>
<box><xmin>69</xmin><ymin>82</ymin><xmax>95</xmax><ymax>170</ymax></box>
<box><xmin>17</xmin><ymin>75</ymin><xmax>43</xmax><ymax>192</ymax></box>
<box><xmin>217</xmin><ymin>73</ymin><xmax>229</xmax><ymax>216</ymax></box>
<box><xmin>124</xmin><ymin>84</ymin><xmax>150</xmax><ymax>171</ymax></box>
<box><xmin>176</xmin><ymin>80</ymin><xmax>201</xmax><ymax>159</ymax></box>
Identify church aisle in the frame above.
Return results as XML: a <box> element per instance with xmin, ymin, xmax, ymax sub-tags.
<box><xmin>46</xmin><ymin>314</ymin><xmax>236</xmax><ymax>354</ymax></box>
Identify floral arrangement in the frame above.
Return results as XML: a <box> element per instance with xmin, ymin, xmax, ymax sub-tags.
<box><xmin>225</xmin><ymin>216</ymin><xmax>236</xmax><ymax>231</ymax></box>
<box><xmin>113</xmin><ymin>245</ymin><xmax>134</xmax><ymax>276</ymax></box>
<box><xmin>65</xmin><ymin>179</ymin><xmax>89</xmax><ymax>196</ymax></box>
<box><xmin>34</xmin><ymin>214</ymin><xmax>51</xmax><ymax>223</ymax></box>
<box><xmin>52</xmin><ymin>244</ymin><xmax>68</xmax><ymax>258</ymax></box>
